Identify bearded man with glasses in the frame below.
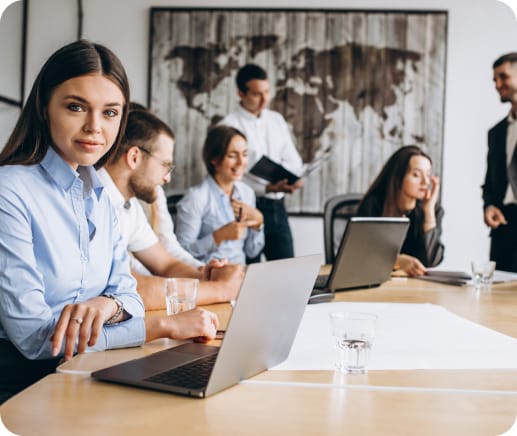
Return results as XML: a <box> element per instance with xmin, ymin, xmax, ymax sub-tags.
<box><xmin>98</xmin><ymin>108</ymin><xmax>244</xmax><ymax>310</ymax></box>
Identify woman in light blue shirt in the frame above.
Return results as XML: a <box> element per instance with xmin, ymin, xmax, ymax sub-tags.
<box><xmin>176</xmin><ymin>126</ymin><xmax>265</xmax><ymax>264</ymax></box>
<box><xmin>0</xmin><ymin>40</ymin><xmax>218</xmax><ymax>402</ymax></box>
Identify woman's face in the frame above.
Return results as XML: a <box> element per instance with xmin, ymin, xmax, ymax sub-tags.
<box><xmin>213</xmin><ymin>135</ymin><xmax>248</xmax><ymax>184</ymax></box>
<box><xmin>46</xmin><ymin>74</ymin><xmax>125</xmax><ymax>169</ymax></box>
<box><xmin>400</xmin><ymin>155</ymin><xmax>432</xmax><ymax>201</ymax></box>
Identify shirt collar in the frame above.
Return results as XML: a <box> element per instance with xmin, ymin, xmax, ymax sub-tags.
<box><xmin>237</xmin><ymin>103</ymin><xmax>265</xmax><ymax>120</ymax></box>
<box><xmin>79</xmin><ymin>166</ymin><xmax>104</xmax><ymax>200</ymax></box>
<box><xmin>40</xmin><ymin>147</ymin><xmax>103</xmax><ymax>200</ymax></box>
<box><xmin>96</xmin><ymin>167</ymin><xmax>126</xmax><ymax>208</ymax></box>
<box><xmin>207</xmin><ymin>176</ymin><xmax>226</xmax><ymax>197</ymax></box>
<box><xmin>207</xmin><ymin>176</ymin><xmax>244</xmax><ymax>200</ymax></box>
<box><xmin>508</xmin><ymin>111</ymin><xmax>517</xmax><ymax>124</ymax></box>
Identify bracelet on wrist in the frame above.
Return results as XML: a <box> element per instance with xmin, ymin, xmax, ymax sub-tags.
<box><xmin>102</xmin><ymin>294</ymin><xmax>124</xmax><ymax>325</ymax></box>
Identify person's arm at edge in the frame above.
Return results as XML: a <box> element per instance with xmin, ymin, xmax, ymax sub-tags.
<box><xmin>132</xmin><ymin>265</ymin><xmax>242</xmax><ymax>310</ymax></box>
<box><xmin>134</xmin><ymin>242</ymin><xmax>203</xmax><ymax>280</ymax></box>
<box><xmin>153</xmin><ymin>186</ymin><xmax>205</xmax><ymax>268</ymax></box>
<box><xmin>423</xmin><ymin>205</ymin><xmax>445</xmax><ymax>267</ymax></box>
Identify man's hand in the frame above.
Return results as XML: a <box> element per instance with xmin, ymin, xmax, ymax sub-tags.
<box><xmin>484</xmin><ymin>205</ymin><xmax>507</xmax><ymax>229</ymax></box>
<box><xmin>266</xmin><ymin>178</ymin><xmax>304</xmax><ymax>194</ymax></box>
<box><xmin>209</xmin><ymin>263</ymin><xmax>245</xmax><ymax>302</ymax></box>
<box><xmin>144</xmin><ymin>308</ymin><xmax>219</xmax><ymax>343</ymax></box>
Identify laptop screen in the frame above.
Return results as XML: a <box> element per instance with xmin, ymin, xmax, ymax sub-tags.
<box><xmin>328</xmin><ymin>217</ymin><xmax>409</xmax><ymax>291</ymax></box>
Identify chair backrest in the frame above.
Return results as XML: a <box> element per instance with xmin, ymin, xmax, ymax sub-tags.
<box><xmin>166</xmin><ymin>193</ymin><xmax>184</xmax><ymax>225</ymax></box>
<box><xmin>323</xmin><ymin>193</ymin><xmax>363</xmax><ymax>264</ymax></box>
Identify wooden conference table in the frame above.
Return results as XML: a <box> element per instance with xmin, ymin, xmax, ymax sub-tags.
<box><xmin>2</xmin><ymin>276</ymin><xmax>517</xmax><ymax>435</ymax></box>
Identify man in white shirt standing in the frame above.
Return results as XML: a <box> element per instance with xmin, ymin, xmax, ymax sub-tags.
<box><xmin>99</xmin><ymin>109</ymin><xmax>243</xmax><ymax>309</ymax></box>
<box><xmin>221</xmin><ymin>64</ymin><xmax>304</xmax><ymax>261</ymax></box>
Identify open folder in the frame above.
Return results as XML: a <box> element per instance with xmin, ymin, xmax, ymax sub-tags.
<box><xmin>249</xmin><ymin>148</ymin><xmax>332</xmax><ymax>185</ymax></box>
<box><xmin>249</xmin><ymin>155</ymin><xmax>301</xmax><ymax>184</ymax></box>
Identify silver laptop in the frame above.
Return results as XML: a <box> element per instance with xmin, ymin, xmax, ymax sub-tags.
<box><xmin>311</xmin><ymin>217</ymin><xmax>409</xmax><ymax>300</ymax></box>
<box><xmin>92</xmin><ymin>255</ymin><xmax>321</xmax><ymax>398</ymax></box>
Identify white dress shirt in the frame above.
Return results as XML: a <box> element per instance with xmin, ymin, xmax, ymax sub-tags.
<box><xmin>137</xmin><ymin>186</ymin><xmax>204</xmax><ymax>271</ymax></box>
<box><xmin>97</xmin><ymin>168</ymin><xmax>158</xmax><ymax>253</ymax></box>
<box><xmin>504</xmin><ymin>111</ymin><xmax>517</xmax><ymax>204</ymax></box>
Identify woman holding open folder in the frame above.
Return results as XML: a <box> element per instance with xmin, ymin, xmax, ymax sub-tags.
<box><xmin>176</xmin><ymin>125</ymin><xmax>264</xmax><ymax>264</ymax></box>
<box><xmin>357</xmin><ymin>145</ymin><xmax>444</xmax><ymax>277</ymax></box>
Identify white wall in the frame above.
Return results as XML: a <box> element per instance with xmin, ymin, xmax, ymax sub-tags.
<box><xmin>2</xmin><ymin>0</ymin><xmax>517</xmax><ymax>270</ymax></box>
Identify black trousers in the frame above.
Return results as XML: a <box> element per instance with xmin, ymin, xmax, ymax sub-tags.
<box><xmin>490</xmin><ymin>204</ymin><xmax>517</xmax><ymax>272</ymax></box>
<box><xmin>0</xmin><ymin>339</ymin><xmax>60</xmax><ymax>404</ymax></box>
<box><xmin>247</xmin><ymin>197</ymin><xmax>294</xmax><ymax>263</ymax></box>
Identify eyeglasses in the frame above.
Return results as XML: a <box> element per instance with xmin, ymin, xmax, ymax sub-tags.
<box><xmin>138</xmin><ymin>146</ymin><xmax>175</xmax><ymax>174</ymax></box>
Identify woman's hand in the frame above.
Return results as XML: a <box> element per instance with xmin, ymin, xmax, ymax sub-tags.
<box><xmin>231</xmin><ymin>199</ymin><xmax>264</xmax><ymax>230</ymax></box>
<box><xmin>422</xmin><ymin>175</ymin><xmax>440</xmax><ymax>213</ymax></box>
<box><xmin>422</xmin><ymin>175</ymin><xmax>440</xmax><ymax>231</ymax></box>
<box><xmin>145</xmin><ymin>308</ymin><xmax>219</xmax><ymax>343</ymax></box>
<box><xmin>51</xmin><ymin>296</ymin><xmax>118</xmax><ymax>361</ymax></box>
<box><xmin>213</xmin><ymin>221</ymin><xmax>252</xmax><ymax>245</ymax></box>
<box><xmin>396</xmin><ymin>254</ymin><xmax>427</xmax><ymax>277</ymax></box>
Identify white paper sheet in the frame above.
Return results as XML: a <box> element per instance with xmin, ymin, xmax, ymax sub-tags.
<box><xmin>272</xmin><ymin>302</ymin><xmax>517</xmax><ymax>370</ymax></box>
<box><xmin>493</xmin><ymin>270</ymin><xmax>517</xmax><ymax>284</ymax></box>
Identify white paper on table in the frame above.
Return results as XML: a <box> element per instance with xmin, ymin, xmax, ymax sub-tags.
<box><xmin>492</xmin><ymin>270</ymin><xmax>517</xmax><ymax>284</ymax></box>
<box><xmin>271</xmin><ymin>302</ymin><xmax>517</xmax><ymax>371</ymax></box>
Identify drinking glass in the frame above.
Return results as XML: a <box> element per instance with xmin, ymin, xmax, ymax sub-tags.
<box><xmin>471</xmin><ymin>260</ymin><xmax>496</xmax><ymax>291</ymax></box>
<box><xmin>329</xmin><ymin>312</ymin><xmax>377</xmax><ymax>374</ymax></box>
<box><xmin>165</xmin><ymin>278</ymin><xmax>199</xmax><ymax>315</ymax></box>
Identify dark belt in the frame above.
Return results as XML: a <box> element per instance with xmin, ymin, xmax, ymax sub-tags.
<box><xmin>257</xmin><ymin>197</ymin><xmax>284</xmax><ymax>204</ymax></box>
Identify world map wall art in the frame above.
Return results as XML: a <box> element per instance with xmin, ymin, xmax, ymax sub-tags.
<box><xmin>148</xmin><ymin>8</ymin><xmax>448</xmax><ymax>214</ymax></box>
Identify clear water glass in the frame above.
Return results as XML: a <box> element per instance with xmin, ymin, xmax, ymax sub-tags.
<box><xmin>329</xmin><ymin>312</ymin><xmax>377</xmax><ymax>374</ymax></box>
<box><xmin>165</xmin><ymin>278</ymin><xmax>199</xmax><ymax>315</ymax></box>
<box><xmin>471</xmin><ymin>261</ymin><xmax>496</xmax><ymax>291</ymax></box>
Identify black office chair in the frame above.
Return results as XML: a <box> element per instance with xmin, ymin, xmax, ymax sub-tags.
<box><xmin>166</xmin><ymin>193</ymin><xmax>184</xmax><ymax>224</ymax></box>
<box><xmin>323</xmin><ymin>193</ymin><xmax>363</xmax><ymax>264</ymax></box>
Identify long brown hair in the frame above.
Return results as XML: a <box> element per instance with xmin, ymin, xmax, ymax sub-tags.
<box><xmin>0</xmin><ymin>39</ymin><xmax>130</xmax><ymax>167</ymax></box>
<box><xmin>359</xmin><ymin>145</ymin><xmax>432</xmax><ymax>216</ymax></box>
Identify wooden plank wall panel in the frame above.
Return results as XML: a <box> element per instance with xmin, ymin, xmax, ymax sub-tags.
<box><xmin>149</xmin><ymin>9</ymin><xmax>448</xmax><ymax>214</ymax></box>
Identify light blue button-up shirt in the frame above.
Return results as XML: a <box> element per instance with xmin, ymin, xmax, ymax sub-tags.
<box><xmin>175</xmin><ymin>177</ymin><xmax>264</xmax><ymax>264</ymax></box>
<box><xmin>0</xmin><ymin>147</ymin><xmax>145</xmax><ymax>360</ymax></box>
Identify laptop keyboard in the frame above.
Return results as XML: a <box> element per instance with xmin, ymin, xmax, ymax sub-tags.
<box><xmin>144</xmin><ymin>353</ymin><xmax>218</xmax><ymax>390</ymax></box>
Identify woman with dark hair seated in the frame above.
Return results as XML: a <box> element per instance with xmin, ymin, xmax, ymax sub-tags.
<box><xmin>357</xmin><ymin>145</ymin><xmax>444</xmax><ymax>276</ymax></box>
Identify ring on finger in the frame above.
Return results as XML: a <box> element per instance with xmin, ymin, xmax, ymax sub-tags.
<box><xmin>71</xmin><ymin>317</ymin><xmax>83</xmax><ymax>325</ymax></box>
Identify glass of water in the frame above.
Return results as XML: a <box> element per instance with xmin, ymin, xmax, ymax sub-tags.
<box><xmin>165</xmin><ymin>278</ymin><xmax>199</xmax><ymax>315</ymax></box>
<box><xmin>471</xmin><ymin>260</ymin><xmax>496</xmax><ymax>291</ymax></box>
<box><xmin>329</xmin><ymin>312</ymin><xmax>377</xmax><ymax>374</ymax></box>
